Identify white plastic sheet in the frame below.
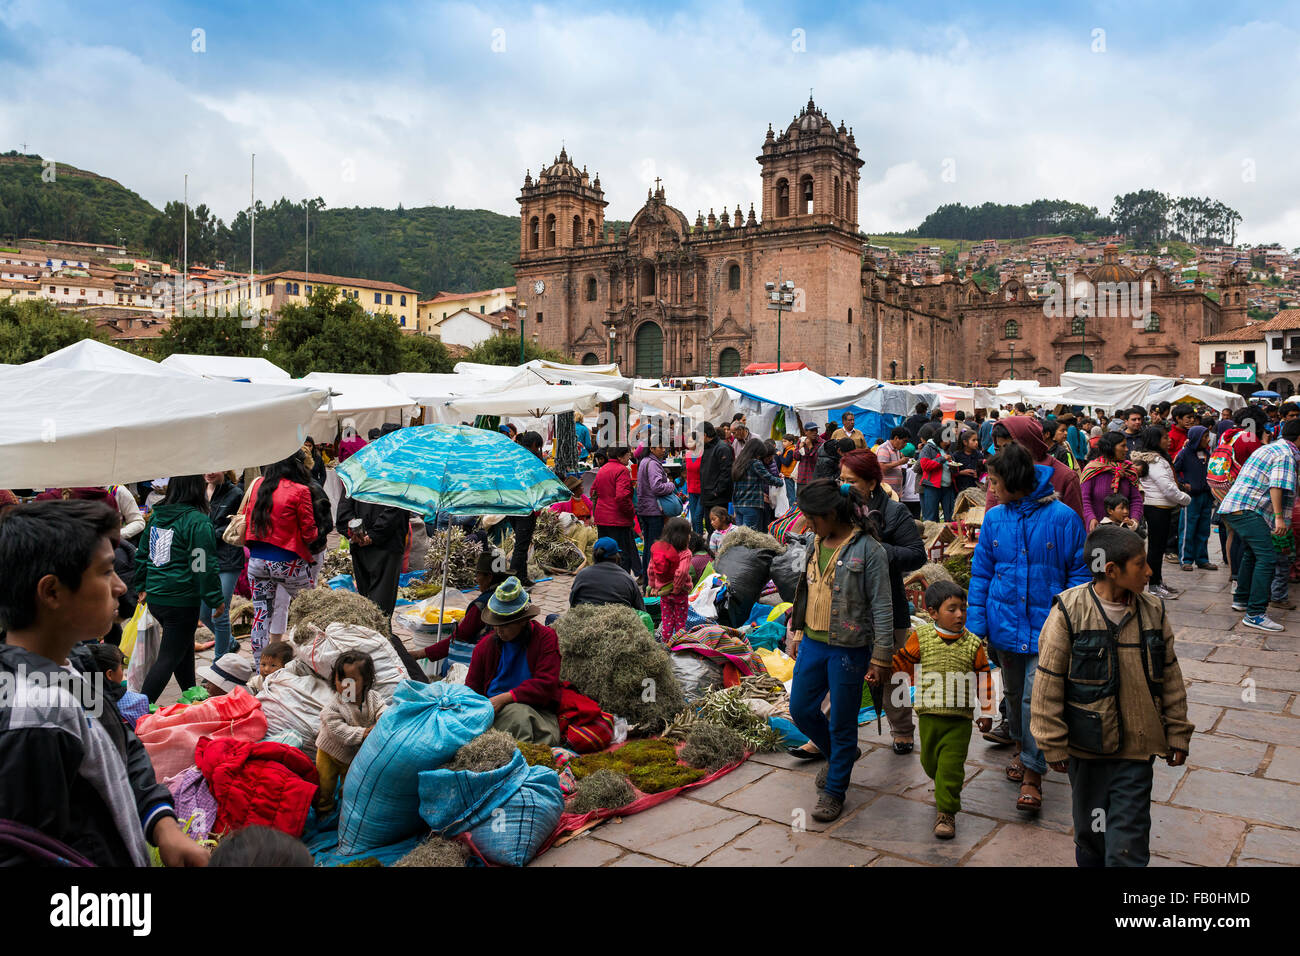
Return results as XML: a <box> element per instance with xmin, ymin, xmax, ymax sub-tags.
<box><xmin>159</xmin><ymin>353</ymin><xmax>291</xmax><ymax>380</ymax></box>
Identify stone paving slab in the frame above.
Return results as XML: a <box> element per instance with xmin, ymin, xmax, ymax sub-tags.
<box><xmin>828</xmin><ymin>793</ymin><xmax>998</xmax><ymax>864</ymax></box>
<box><xmin>1241</xmin><ymin>666</ymin><xmax>1300</xmax><ymax>692</ymax></box>
<box><xmin>1239</xmin><ymin>826</ymin><xmax>1300</xmax><ymax>865</ymax></box>
<box><xmin>1185</xmin><ymin>734</ymin><xmax>1269</xmax><ymax>775</ymax></box>
<box><xmin>965</xmin><ymin>820</ymin><xmax>1078</xmax><ymax>867</ymax></box>
<box><xmin>1263</xmin><ymin>745</ymin><xmax>1300</xmax><ymax>783</ymax></box>
<box><xmin>949</xmin><ymin>769</ymin><xmax>1076</xmax><ymax>833</ymax></box>
<box><xmin>528</xmin><ymin>834</ymin><xmax>625</xmax><ymax>867</ymax></box>
<box><xmin>698</xmin><ymin>822</ymin><xmax>878</xmax><ymax>867</ymax></box>
<box><xmin>1185</xmin><ymin>681</ymin><xmax>1291</xmax><ymax>712</ymax></box>
<box><xmin>717</xmin><ymin>768</ymin><xmax>877</xmax><ymax>832</ymax></box>
<box><xmin>1148</xmin><ymin>804</ymin><xmax>1247</xmax><ymax>867</ymax></box>
<box><xmin>1210</xmin><ymin>645</ymin><xmax>1300</xmax><ymax>670</ymax></box>
<box><xmin>589</xmin><ymin>800</ymin><xmax>758</xmax><ymax>865</ymax></box>
<box><xmin>848</xmin><ymin>746</ymin><xmax>936</xmax><ymax>795</ymax></box>
<box><xmin>1178</xmin><ymin>659</ymin><xmax>1249</xmax><ymax>684</ymax></box>
<box><xmin>608</xmin><ymin>852</ymin><xmax>676</xmax><ymax>867</ymax></box>
<box><xmin>681</xmin><ymin>759</ymin><xmax>773</xmax><ymax>803</ymax></box>
<box><xmin>1171</xmin><ymin>769</ymin><xmax>1300</xmax><ymax>829</ymax></box>
<box><xmin>1214</xmin><ymin>709</ymin><xmax>1300</xmax><ymax>747</ymax></box>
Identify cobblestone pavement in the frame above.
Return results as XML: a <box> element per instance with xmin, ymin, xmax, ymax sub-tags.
<box><xmin>182</xmin><ymin>562</ymin><xmax>1300</xmax><ymax>867</ymax></box>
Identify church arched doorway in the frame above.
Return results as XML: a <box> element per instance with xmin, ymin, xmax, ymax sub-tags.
<box><xmin>718</xmin><ymin>347</ymin><xmax>741</xmax><ymax>376</ymax></box>
<box><xmin>1064</xmin><ymin>354</ymin><xmax>1093</xmax><ymax>373</ymax></box>
<box><xmin>635</xmin><ymin>322</ymin><xmax>663</xmax><ymax>379</ymax></box>
<box><xmin>581</xmin><ymin>352</ymin><xmax>600</xmax><ymax>366</ymax></box>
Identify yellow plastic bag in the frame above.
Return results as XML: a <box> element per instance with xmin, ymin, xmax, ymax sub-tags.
<box><xmin>119</xmin><ymin>601</ymin><xmax>147</xmax><ymax>660</ymax></box>
<box><xmin>756</xmin><ymin>647</ymin><xmax>795</xmax><ymax>683</ymax></box>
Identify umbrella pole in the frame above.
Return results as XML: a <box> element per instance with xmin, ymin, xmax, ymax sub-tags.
<box><xmin>437</xmin><ymin>512</ymin><xmax>451</xmax><ymax>671</ymax></box>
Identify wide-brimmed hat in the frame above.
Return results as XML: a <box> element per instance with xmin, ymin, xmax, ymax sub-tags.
<box><xmin>475</xmin><ymin>548</ymin><xmax>505</xmax><ymax>577</ymax></box>
<box><xmin>197</xmin><ymin>653</ymin><xmax>255</xmax><ymax>693</ymax></box>
<box><xmin>563</xmin><ymin>475</ymin><xmax>583</xmax><ymax>496</ymax></box>
<box><xmin>481</xmin><ymin>576</ymin><xmax>540</xmax><ymax>626</ymax></box>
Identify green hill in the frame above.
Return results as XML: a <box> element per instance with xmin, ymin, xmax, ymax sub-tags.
<box><xmin>0</xmin><ymin>153</ymin><xmax>159</xmax><ymax>247</ymax></box>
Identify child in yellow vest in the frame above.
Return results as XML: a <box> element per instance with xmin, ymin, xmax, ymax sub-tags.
<box><xmin>892</xmin><ymin>580</ymin><xmax>997</xmax><ymax>839</ymax></box>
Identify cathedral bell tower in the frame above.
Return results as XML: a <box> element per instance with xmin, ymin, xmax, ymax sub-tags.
<box><xmin>757</xmin><ymin>97</ymin><xmax>864</xmax><ymax>232</ymax></box>
<box><xmin>517</xmin><ymin>147</ymin><xmax>608</xmax><ymax>258</ymax></box>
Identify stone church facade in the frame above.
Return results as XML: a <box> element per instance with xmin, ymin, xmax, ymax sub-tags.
<box><xmin>513</xmin><ymin>97</ymin><xmax>1239</xmax><ymax>384</ymax></box>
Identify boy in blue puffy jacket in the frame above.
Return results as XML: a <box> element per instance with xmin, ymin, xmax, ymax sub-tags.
<box><xmin>967</xmin><ymin>443</ymin><xmax>1089</xmax><ymax>817</ymax></box>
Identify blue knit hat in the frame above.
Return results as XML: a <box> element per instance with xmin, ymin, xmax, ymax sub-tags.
<box><xmin>481</xmin><ymin>576</ymin><xmax>539</xmax><ymax>625</ymax></box>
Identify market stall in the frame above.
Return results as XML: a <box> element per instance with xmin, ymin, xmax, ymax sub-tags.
<box><xmin>159</xmin><ymin>353</ymin><xmax>292</xmax><ymax>381</ymax></box>
<box><xmin>298</xmin><ymin>371</ymin><xmax>421</xmax><ymax>438</ymax></box>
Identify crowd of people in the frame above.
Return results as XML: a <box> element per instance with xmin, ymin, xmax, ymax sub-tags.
<box><xmin>0</xmin><ymin>388</ymin><xmax>1289</xmax><ymax>869</ymax></box>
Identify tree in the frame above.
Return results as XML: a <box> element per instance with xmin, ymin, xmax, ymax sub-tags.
<box><xmin>398</xmin><ymin>333</ymin><xmax>454</xmax><ymax>373</ymax></box>
<box><xmin>0</xmin><ymin>296</ymin><xmax>108</xmax><ymax>363</ymax></box>
<box><xmin>463</xmin><ymin>333</ymin><xmax>572</xmax><ymax>367</ymax></box>
<box><xmin>154</xmin><ymin>312</ymin><xmax>264</xmax><ymax>360</ymax></box>
<box><xmin>268</xmin><ymin>286</ymin><xmax>404</xmax><ymax>376</ymax></box>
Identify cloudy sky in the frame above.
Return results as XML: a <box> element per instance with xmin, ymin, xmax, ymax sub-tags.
<box><xmin>2</xmin><ymin>0</ymin><xmax>1298</xmax><ymax>245</ymax></box>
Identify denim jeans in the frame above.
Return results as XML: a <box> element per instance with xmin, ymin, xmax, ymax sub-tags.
<box><xmin>1272</xmin><ymin>550</ymin><xmax>1292</xmax><ymax>603</ymax></box>
<box><xmin>789</xmin><ymin>637</ymin><xmax>870</xmax><ymax>799</ymax></box>
<box><xmin>199</xmin><ymin>569</ymin><xmax>240</xmax><ymax>659</ymax></box>
<box><xmin>999</xmin><ymin>650</ymin><xmax>1046</xmax><ymax>774</ymax></box>
<box><xmin>920</xmin><ymin>484</ymin><xmax>955</xmax><ymax>522</ymax></box>
<box><xmin>1221</xmin><ymin>510</ymin><xmax>1276</xmax><ymax>616</ymax></box>
<box><xmin>783</xmin><ymin>477</ymin><xmax>797</xmax><ymax>512</ymax></box>
<box><xmin>735</xmin><ymin>506</ymin><xmax>764</xmax><ymax>530</ymax></box>
<box><xmin>639</xmin><ymin>514</ymin><xmax>665</xmax><ymax>556</ymax></box>
<box><xmin>1179</xmin><ymin>491</ymin><xmax>1213</xmax><ymax>566</ymax></box>
<box><xmin>688</xmin><ymin>493</ymin><xmax>704</xmax><ymax>537</ymax></box>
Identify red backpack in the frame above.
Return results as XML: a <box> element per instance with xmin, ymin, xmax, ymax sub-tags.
<box><xmin>1207</xmin><ymin>431</ymin><xmax>1246</xmax><ymax>501</ymax></box>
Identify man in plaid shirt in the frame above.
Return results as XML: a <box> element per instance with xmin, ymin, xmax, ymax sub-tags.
<box><xmin>1217</xmin><ymin>418</ymin><xmax>1300</xmax><ymax>631</ymax></box>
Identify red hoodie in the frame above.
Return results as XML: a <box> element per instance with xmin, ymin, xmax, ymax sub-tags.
<box><xmin>985</xmin><ymin>416</ymin><xmax>1086</xmax><ymax>525</ymax></box>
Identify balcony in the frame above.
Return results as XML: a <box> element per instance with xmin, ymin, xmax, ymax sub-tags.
<box><xmin>1210</xmin><ymin>362</ymin><xmax>1225</xmax><ymax>375</ymax></box>
<box><xmin>1284</xmin><ymin>348</ymin><xmax>1300</xmax><ymax>363</ymax></box>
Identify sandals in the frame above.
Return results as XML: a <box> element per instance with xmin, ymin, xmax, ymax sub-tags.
<box><xmin>1005</xmin><ymin>754</ymin><xmax>1025</xmax><ymax>784</ymax></box>
<box><xmin>892</xmin><ymin>738</ymin><xmax>914</xmax><ymax>756</ymax></box>
<box><xmin>1016</xmin><ymin>776</ymin><xmax>1043</xmax><ymax>815</ymax></box>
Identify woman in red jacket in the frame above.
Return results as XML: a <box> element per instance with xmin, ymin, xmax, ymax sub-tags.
<box><xmin>590</xmin><ymin>446</ymin><xmax>641</xmax><ymax>579</ymax></box>
<box><xmin>244</xmin><ymin>453</ymin><xmax>318</xmax><ymax>662</ymax></box>
<box><xmin>465</xmin><ymin>577</ymin><xmax>562</xmax><ymax>745</ymax></box>
<box><xmin>684</xmin><ymin>435</ymin><xmax>704</xmax><ymax>537</ymax></box>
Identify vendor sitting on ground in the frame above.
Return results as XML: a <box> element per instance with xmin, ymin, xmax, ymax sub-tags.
<box><xmin>466</xmin><ymin>577</ymin><xmax>562</xmax><ymax>745</ymax></box>
<box><xmin>413</xmin><ymin>549</ymin><xmax>509</xmax><ymax>663</ymax></box>
<box><xmin>568</xmin><ymin>536</ymin><xmax>646</xmax><ymax>613</ymax></box>
<box><xmin>196</xmin><ymin>652</ymin><xmax>256</xmax><ymax>697</ymax></box>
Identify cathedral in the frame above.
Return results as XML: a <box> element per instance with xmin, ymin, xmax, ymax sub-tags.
<box><xmin>512</xmin><ymin>97</ymin><xmax>1237</xmax><ymax>384</ymax></box>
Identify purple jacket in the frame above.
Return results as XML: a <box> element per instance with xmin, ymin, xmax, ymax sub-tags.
<box><xmin>635</xmin><ymin>452</ymin><xmax>677</xmax><ymax>516</ymax></box>
<box><xmin>1080</xmin><ymin>471</ymin><xmax>1143</xmax><ymax>528</ymax></box>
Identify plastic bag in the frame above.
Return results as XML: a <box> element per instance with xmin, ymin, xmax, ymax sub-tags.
<box><xmin>136</xmin><ymin>686</ymin><xmax>267</xmax><ymax>782</ymax></box>
<box><xmin>714</xmin><ymin>544</ymin><xmax>776</xmax><ymax>626</ymax></box>
<box><xmin>292</xmin><ymin>622</ymin><xmax>407</xmax><ymax>700</ymax></box>
<box><xmin>755</xmin><ymin>647</ymin><xmax>795</xmax><ymax>682</ymax></box>
<box><xmin>118</xmin><ymin>601</ymin><xmax>147</xmax><ymax>660</ymax></box>
<box><xmin>338</xmin><ymin>681</ymin><xmax>495</xmax><ymax>854</ymax></box>
<box><xmin>124</xmin><ymin>604</ymin><xmax>160</xmax><ymax>694</ymax></box>
<box><xmin>769</xmin><ymin>532</ymin><xmax>810</xmax><ymax>603</ymax></box>
<box><xmin>669</xmin><ymin>652</ymin><xmax>725</xmax><ymax>702</ymax></box>
<box><xmin>257</xmin><ymin>660</ymin><xmax>334</xmax><ymax>752</ymax></box>
<box><xmin>689</xmin><ymin>573</ymin><xmax>725</xmax><ymax>621</ymax></box>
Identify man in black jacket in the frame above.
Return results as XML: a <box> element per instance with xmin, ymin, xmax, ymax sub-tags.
<box><xmin>0</xmin><ymin>499</ymin><xmax>208</xmax><ymax>867</ymax></box>
<box><xmin>336</xmin><ymin>494</ymin><xmax>410</xmax><ymax>621</ymax></box>
<box><xmin>698</xmin><ymin>422</ymin><xmax>735</xmax><ymax>516</ymax></box>
<box><xmin>904</xmin><ymin>402</ymin><xmax>930</xmax><ymax>441</ymax></box>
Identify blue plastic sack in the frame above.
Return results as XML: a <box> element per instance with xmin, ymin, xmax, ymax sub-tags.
<box><xmin>418</xmin><ymin>750</ymin><xmax>564</xmax><ymax>867</ymax></box>
<box><xmin>327</xmin><ymin>574</ymin><xmax>355</xmax><ymax>591</ymax></box>
<box><xmin>338</xmin><ymin>681</ymin><xmax>495</xmax><ymax>854</ymax></box>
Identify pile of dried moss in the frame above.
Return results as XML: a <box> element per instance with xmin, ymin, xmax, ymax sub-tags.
<box><xmin>516</xmin><ymin>741</ymin><xmax>558</xmax><ymax>770</ymax></box>
<box><xmin>445</xmin><ymin>730</ymin><xmax>518</xmax><ymax>773</ymax></box>
<box><xmin>715</xmin><ymin>525</ymin><xmax>784</xmax><ymax>559</ymax></box>
<box><xmin>942</xmin><ymin>554</ymin><xmax>972</xmax><ymax>589</ymax></box>
<box><xmin>680</xmin><ymin>723</ymin><xmax>748</xmax><ymax>771</ymax></box>
<box><xmin>424</xmin><ymin>527</ymin><xmax>483</xmax><ymax>590</ymax></box>
<box><xmin>394</xmin><ymin>834</ymin><xmax>468</xmax><ymax>868</ymax></box>
<box><xmin>663</xmin><ymin>683</ymin><xmax>784</xmax><ymax>753</ymax></box>
<box><xmin>568</xmin><ymin>769</ymin><xmax>636</xmax><ymax>814</ymax></box>
<box><xmin>320</xmin><ymin>548</ymin><xmax>353</xmax><ymax>581</ymax></box>
<box><xmin>556</xmin><ymin>604</ymin><xmax>685</xmax><ymax>733</ymax></box>
<box><xmin>569</xmin><ymin>738</ymin><xmax>704</xmax><ymax>794</ymax></box>
<box><xmin>288</xmin><ymin>587</ymin><xmax>390</xmax><ymax>634</ymax></box>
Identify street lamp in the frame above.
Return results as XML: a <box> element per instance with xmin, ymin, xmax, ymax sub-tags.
<box><xmin>1008</xmin><ymin>343</ymin><xmax>1016</xmax><ymax>380</ymax></box>
<box><xmin>516</xmin><ymin>303</ymin><xmax>528</xmax><ymax>363</ymax></box>
<box><xmin>889</xmin><ymin>359</ymin><xmax>898</xmax><ymax>381</ymax></box>
<box><xmin>608</xmin><ymin>325</ymin><xmax>616</xmax><ymax>365</ymax></box>
<box><xmin>765</xmin><ymin>271</ymin><xmax>795</xmax><ymax>370</ymax></box>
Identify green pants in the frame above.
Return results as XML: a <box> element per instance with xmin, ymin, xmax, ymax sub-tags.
<box><xmin>494</xmin><ymin>702</ymin><xmax>561</xmax><ymax>746</ymax></box>
<box><xmin>918</xmin><ymin>713</ymin><xmax>972</xmax><ymax>814</ymax></box>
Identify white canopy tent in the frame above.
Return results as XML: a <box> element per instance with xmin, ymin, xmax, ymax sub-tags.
<box><xmin>1148</xmin><ymin>380</ymin><xmax>1245</xmax><ymax>411</ymax></box>
<box><xmin>387</xmin><ymin>372</ymin><xmax>504</xmax><ymax>424</ymax></box>
<box><xmin>28</xmin><ymin>339</ymin><xmax>191</xmax><ymax>378</ymax></box>
<box><xmin>160</xmin><ymin>353</ymin><xmax>291</xmax><ymax>381</ymax></box>
<box><xmin>911</xmin><ymin>381</ymin><xmax>977</xmax><ymax>414</ymax></box>
<box><xmin>298</xmin><ymin>372</ymin><xmax>420</xmax><ymax>438</ymax></box>
<box><xmin>629</xmin><ymin>385</ymin><xmax>734</xmax><ymax>427</ymax></box>
<box><xmin>0</xmin><ymin>366</ymin><xmax>328</xmax><ymax>487</ymax></box>
<box><xmin>452</xmin><ymin>359</ymin><xmax>637</xmax><ymax>395</ymax></box>
<box><xmin>444</xmin><ymin>382</ymin><xmax>624</xmax><ymax>418</ymax></box>
<box><xmin>708</xmin><ymin>369</ymin><xmax>883</xmax><ymax>440</ymax></box>
<box><xmin>1057</xmin><ymin>372</ymin><xmax>1161</xmax><ymax>412</ymax></box>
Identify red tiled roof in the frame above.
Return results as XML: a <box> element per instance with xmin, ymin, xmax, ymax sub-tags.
<box><xmin>419</xmin><ymin>285</ymin><xmax>516</xmax><ymax>305</ymax></box>
<box><xmin>262</xmin><ymin>270</ymin><xmax>419</xmax><ymax>295</ymax></box>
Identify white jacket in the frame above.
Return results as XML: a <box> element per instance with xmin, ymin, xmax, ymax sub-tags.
<box><xmin>113</xmin><ymin>485</ymin><xmax>145</xmax><ymax>539</ymax></box>
<box><xmin>1135</xmin><ymin>453</ymin><xmax>1190</xmax><ymax>509</ymax></box>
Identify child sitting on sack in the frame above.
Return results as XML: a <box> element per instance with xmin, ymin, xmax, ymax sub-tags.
<box><xmin>1031</xmin><ymin>525</ymin><xmax>1193</xmax><ymax>866</ymax></box>
<box><xmin>314</xmin><ymin>649</ymin><xmax>387</xmax><ymax>815</ymax></box>
<box><xmin>890</xmin><ymin>580</ymin><xmax>996</xmax><ymax>839</ymax></box>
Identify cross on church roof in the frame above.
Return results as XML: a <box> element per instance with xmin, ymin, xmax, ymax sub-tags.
<box><xmin>654</xmin><ymin>177</ymin><xmax>662</xmax><ymax>191</ymax></box>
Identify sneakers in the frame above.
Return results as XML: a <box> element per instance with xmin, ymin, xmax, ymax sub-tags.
<box><xmin>1147</xmin><ymin>584</ymin><xmax>1179</xmax><ymax>600</ymax></box>
<box><xmin>933</xmin><ymin>811</ymin><xmax>956</xmax><ymax>840</ymax></box>
<box><xmin>1242</xmin><ymin>614</ymin><xmax>1285</xmax><ymax>632</ymax></box>
<box><xmin>1231</xmin><ymin>603</ymin><xmax>1247</xmax><ymax>612</ymax></box>
<box><xmin>1197</xmin><ymin>562</ymin><xmax>1219</xmax><ymax>571</ymax></box>
<box><xmin>983</xmin><ymin>718</ymin><xmax>1013</xmax><ymax>746</ymax></box>
<box><xmin>811</xmin><ymin>792</ymin><xmax>844</xmax><ymax>822</ymax></box>
<box><xmin>815</xmin><ymin>748</ymin><xmax>863</xmax><ymax>789</ymax></box>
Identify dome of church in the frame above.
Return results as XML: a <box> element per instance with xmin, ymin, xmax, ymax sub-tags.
<box><xmin>540</xmin><ymin>147</ymin><xmax>580</xmax><ymax>181</ymax></box>
<box><xmin>1090</xmin><ymin>244</ymin><xmax>1138</xmax><ymax>283</ymax></box>
<box><xmin>787</xmin><ymin>97</ymin><xmax>831</xmax><ymax>135</ymax></box>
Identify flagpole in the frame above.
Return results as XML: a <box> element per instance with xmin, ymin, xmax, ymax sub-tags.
<box><xmin>249</xmin><ymin>153</ymin><xmax>256</xmax><ymax>308</ymax></box>
<box><xmin>182</xmin><ymin>173</ymin><xmax>188</xmax><ymax>317</ymax></box>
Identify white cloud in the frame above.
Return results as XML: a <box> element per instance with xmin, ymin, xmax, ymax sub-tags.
<box><xmin>1</xmin><ymin>4</ymin><xmax>1298</xmax><ymax>248</ymax></box>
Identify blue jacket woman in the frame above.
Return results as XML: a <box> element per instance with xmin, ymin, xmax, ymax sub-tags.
<box><xmin>967</xmin><ymin>464</ymin><xmax>1090</xmax><ymax>655</ymax></box>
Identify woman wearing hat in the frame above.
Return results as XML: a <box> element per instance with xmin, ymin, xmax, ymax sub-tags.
<box><xmin>465</xmin><ymin>577</ymin><xmax>563</xmax><ymax>745</ymax></box>
<box><xmin>413</xmin><ymin>549</ymin><xmax>509</xmax><ymax>664</ymax></box>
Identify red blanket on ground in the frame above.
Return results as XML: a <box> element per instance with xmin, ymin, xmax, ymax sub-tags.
<box><xmin>195</xmin><ymin>736</ymin><xmax>320</xmax><ymax>838</ymax></box>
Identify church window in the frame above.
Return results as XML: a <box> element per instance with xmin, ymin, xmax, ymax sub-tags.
<box><xmin>1004</xmin><ymin>319</ymin><xmax>1020</xmax><ymax>338</ymax></box>
<box><xmin>572</xmin><ymin>215</ymin><xmax>581</xmax><ymax>244</ymax></box>
<box><xmin>1065</xmin><ymin>354</ymin><xmax>1093</xmax><ymax>373</ymax></box>
<box><xmin>834</xmin><ymin>177</ymin><xmax>842</xmax><ymax>217</ymax></box>
<box><xmin>718</xmin><ymin>347</ymin><xmax>741</xmax><ymax>376</ymax></box>
<box><xmin>1144</xmin><ymin>312</ymin><xmax>1160</xmax><ymax>332</ymax></box>
<box><xmin>848</xmin><ymin>307</ymin><xmax>852</xmax><ymax>324</ymax></box>
<box><xmin>586</xmin><ymin>276</ymin><xmax>598</xmax><ymax>301</ymax></box>
<box><xmin>640</xmin><ymin>262</ymin><xmax>656</xmax><ymax>296</ymax></box>
<box><xmin>728</xmin><ymin>264</ymin><xmax>740</xmax><ymax>290</ymax></box>
<box><xmin>588</xmin><ymin>219</ymin><xmax>596</xmax><ymax>242</ymax></box>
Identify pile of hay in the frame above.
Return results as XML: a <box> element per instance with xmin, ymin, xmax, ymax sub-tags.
<box><xmin>287</xmin><ymin>587</ymin><xmax>389</xmax><ymax>634</ymax></box>
<box><xmin>680</xmin><ymin>723</ymin><xmax>747</xmax><ymax>771</ymax></box>
<box><xmin>663</xmin><ymin>683</ymin><xmax>784</xmax><ymax>753</ymax></box>
<box><xmin>942</xmin><ymin>554</ymin><xmax>972</xmax><ymax>589</ymax></box>
<box><xmin>569</xmin><ymin>739</ymin><xmax>704</xmax><ymax>794</ymax></box>
<box><xmin>424</xmin><ymin>526</ymin><xmax>483</xmax><ymax>590</ymax></box>
<box><xmin>568</xmin><ymin>769</ymin><xmax>635</xmax><ymax>814</ymax></box>
<box><xmin>556</xmin><ymin>604</ymin><xmax>685</xmax><ymax>733</ymax></box>
<box><xmin>715</xmin><ymin>525</ymin><xmax>784</xmax><ymax>559</ymax></box>
<box><xmin>320</xmin><ymin>548</ymin><xmax>353</xmax><ymax>581</ymax></box>
<box><xmin>445</xmin><ymin>730</ymin><xmax>518</xmax><ymax>773</ymax></box>
<box><xmin>393</xmin><ymin>834</ymin><xmax>468</xmax><ymax>868</ymax></box>
<box><xmin>912</xmin><ymin>562</ymin><xmax>955</xmax><ymax>588</ymax></box>
<box><xmin>531</xmin><ymin>510</ymin><xmax>585</xmax><ymax>573</ymax></box>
